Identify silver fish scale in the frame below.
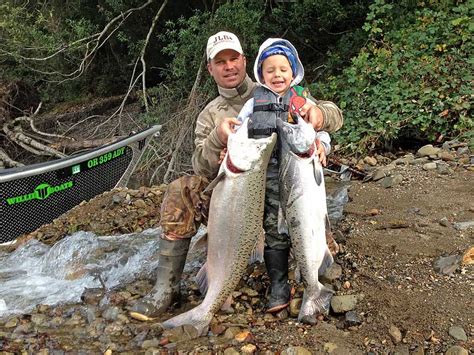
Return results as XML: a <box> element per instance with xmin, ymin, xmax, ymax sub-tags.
<box><xmin>161</xmin><ymin>133</ymin><xmax>276</xmax><ymax>335</ymax></box>
<box><xmin>278</xmin><ymin>119</ymin><xmax>334</xmax><ymax>322</ymax></box>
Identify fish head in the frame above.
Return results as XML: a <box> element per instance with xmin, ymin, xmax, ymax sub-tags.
<box><xmin>226</xmin><ymin>119</ymin><xmax>277</xmax><ymax>173</ymax></box>
<box><xmin>277</xmin><ymin>116</ymin><xmax>316</xmax><ymax>155</ymax></box>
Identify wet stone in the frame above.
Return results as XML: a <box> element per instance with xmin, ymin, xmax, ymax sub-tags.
<box><xmin>439</xmin><ymin>217</ymin><xmax>451</xmax><ymax>227</ymax></box>
<box><xmin>344</xmin><ymin>311</ymin><xmax>362</xmax><ymax>327</ymax></box>
<box><xmin>389</xmin><ymin>324</ymin><xmax>402</xmax><ymax>343</ymax></box>
<box><xmin>422</xmin><ymin>162</ymin><xmax>437</xmax><ymax>170</ymax></box>
<box><xmin>166</xmin><ymin>324</ymin><xmax>200</xmax><ymax>342</ymax></box>
<box><xmin>224</xmin><ymin>347</ymin><xmax>240</xmax><ymax>355</ymax></box>
<box><xmin>321</xmin><ymin>263</ymin><xmax>342</xmax><ymax>283</ymax></box>
<box><xmin>223</xmin><ymin>326</ymin><xmax>242</xmax><ymax>340</ymax></box>
<box><xmin>30</xmin><ymin>314</ymin><xmax>46</xmax><ymax>326</ymax></box>
<box><xmin>331</xmin><ymin>295</ymin><xmax>359</xmax><ymax>313</ymax></box>
<box><xmin>241</xmin><ymin>343</ymin><xmax>257</xmax><ymax>354</ymax></box>
<box><xmin>5</xmin><ymin>318</ymin><xmax>18</xmax><ymax>328</ymax></box>
<box><xmin>364</xmin><ymin>156</ymin><xmax>378</xmax><ymax>166</ymax></box>
<box><xmin>289</xmin><ymin>298</ymin><xmax>302</xmax><ymax>317</ymax></box>
<box><xmin>453</xmin><ymin>221</ymin><xmax>474</xmax><ymax>231</ymax></box>
<box><xmin>275</xmin><ymin>308</ymin><xmax>289</xmax><ymax>320</ymax></box>
<box><xmin>381</xmin><ymin>173</ymin><xmax>403</xmax><ymax>188</ymax></box>
<box><xmin>81</xmin><ymin>287</ymin><xmax>105</xmax><ymax>305</ymax></box>
<box><xmin>433</xmin><ymin>255</ymin><xmax>461</xmax><ymax>275</ymax></box>
<box><xmin>417</xmin><ymin>144</ymin><xmax>440</xmax><ymax>157</ymax></box>
<box><xmin>102</xmin><ymin>306</ymin><xmax>120</xmax><ymax>321</ymax></box>
<box><xmin>445</xmin><ymin>345</ymin><xmax>469</xmax><ymax>355</ymax></box>
<box><xmin>141</xmin><ymin>338</ymin><xmax>160</xmax><ymax>349</ymax></box>
<box><xmin>448</xmin><ymin>325</ymin><xmax>467</xmax><ymax>341</ymax></box>
<box><xmin>437</xmin><ymin>163</ymin><xmax>453</xmax><ymax>175</ymax></box>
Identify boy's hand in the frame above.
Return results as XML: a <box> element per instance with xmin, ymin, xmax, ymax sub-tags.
<box><xmin>218</xmin><ymin>148</ymin><xmax>227</xmax><ymax>164</ymax></box>
<box><xmin>217</xmin><ymin>117</ymin><xmax>241</xmax><ymax>145</ymax></box>
<box><xmin>299</xmin><ymin>104</ymin><xmax>324</xmax><ymax>131</ymax></box>
<box><xmin>315</xmin><ymin>139</ymin><xmax>327</xmax><ymax>166</ymax></box>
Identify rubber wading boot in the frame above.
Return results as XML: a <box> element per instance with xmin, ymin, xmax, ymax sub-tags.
<box><xmin>264</xmin><ymin>247</ymin><xmax>291</xmax><ymax>313</ymax></box>
<box><xmin>131</xmin><ymin>238</ymin><xmax>190</xmax><ymax>316</ymax></box>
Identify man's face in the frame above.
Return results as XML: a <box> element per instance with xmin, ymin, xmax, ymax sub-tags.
<box><xmin>208</xmin><ymin>49</ymin><xmax>247</xmax><ymax>89</ymax></box>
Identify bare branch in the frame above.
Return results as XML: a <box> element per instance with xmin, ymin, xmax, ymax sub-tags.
<box><xmin>0</xmin><ymin>148</ymin><xmax>24</xmax><ymax>168</ymax></box>
<box><xmin>140</xmin><ymin>0</ymin><xmax>169</xmax><ymax>113</ymax></box>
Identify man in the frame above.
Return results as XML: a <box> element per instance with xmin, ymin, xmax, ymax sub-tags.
<box><xmin>132</xmin><ymin>31</ymin><xmax>343</xmax><ymax>317</ymax></box>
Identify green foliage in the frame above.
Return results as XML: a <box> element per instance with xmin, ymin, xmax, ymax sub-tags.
<box><xmin>149</xmin><ymin>0</ymin><xmax>369</xmax><ymax>123</ymax></box>
<box><xmin>315</xmin><ymin>0</ymin><xmax>473</xmax><ymax>153</ymax></box>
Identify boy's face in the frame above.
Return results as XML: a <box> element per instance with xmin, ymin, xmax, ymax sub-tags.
<box><xmin>208</xmin><ymin>49</ymin><xmax>247</xmax><ymax>89</ymax></box>
<box><xmin>261</xmin><ymin>54</ymin><xmax>294</xmax><ymax>95</ymax></box>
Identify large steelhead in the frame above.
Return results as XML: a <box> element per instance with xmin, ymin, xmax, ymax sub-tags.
<box><xmin>278</xmin><ymin>118</ymin><xmax>334</xmax><ymax>325</ymax></box>
<box><xmin>161</xmin><ymin>120</ymin><xmax>277</xmax><ymax>335</ymax></box>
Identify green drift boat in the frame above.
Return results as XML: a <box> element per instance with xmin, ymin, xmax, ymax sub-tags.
<box><xmin>0</xmin><ymin>125</ymin><xmax>161</xmax><ymax>244</ymax></box>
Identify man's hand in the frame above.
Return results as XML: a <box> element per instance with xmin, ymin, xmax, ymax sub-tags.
<box><xmin>315</xmin><ymin>139</ymin><xmax>327</xmax><ymax>166</ymax></box>
<box><xmin>299</xmin><ymin>104</ymin><xmax>324</xmax><ymax>131</ymax></box>
<box><xmin>216</xmin><ymin>117</ymin><xmax>241</xmax><ymax>145</ymax></box>
<box><xmin>218</xmin><ymin>148</ymin><xmax>227</xmax><ymax>164</ymax></box>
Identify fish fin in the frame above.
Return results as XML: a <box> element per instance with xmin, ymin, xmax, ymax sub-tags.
<box><xmin>220</xmin><ymin>295</ymin><xmax>233</xmax><ymax>312</ymax></box>
<box><xmin>325</xmin><ymin>214</ymin><xmax>331</xmax><ymax>232</ymax></box>
<box><xmin>313</xmin><ymin>160</ymin><xmax>323</xmax><ymax>186</ymax></box>
<box><xmin>249</xmin><ymin>228</ymin><xmax>265</xmax><ymax>264</ymax></box>
<box><xmin>294</xmin><ymin>264</ymin><xmax>301</xmax><ymax>283</ymax></box>
<box><xmin>203</xmin><ymin>171</ymin><xmax>225</xmax><ymax>194</ymax></box>
<box><xmin>298</xmin><ymin>283</ymin><xmax>334</xmax><ymax>321</ymax></box>
<box><xmin>277</xmin><ymin>205</ymin><xmax>289</xmax><ymax>235</ymax></box>
<box><xmin>195</xmin><ymin>262</ymin><xmax>208</xmax><ymax>294</ymax></box>
<box><xmin>188</xmin><ymin>232</ymin><xmax>208</xmax><ymax>254</ymax></box>
<box><xmin>318</xmin><ymin>248</ymin><xmax>334</xmax><ymax>276</ymax></box>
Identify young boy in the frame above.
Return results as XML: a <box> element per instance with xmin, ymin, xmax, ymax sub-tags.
<box><xmin>237</xmin><ymin>38</ymin><xmax>331</xmax><ymax>313</ymax></box>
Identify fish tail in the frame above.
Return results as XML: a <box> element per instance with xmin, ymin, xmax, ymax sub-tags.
<box><xmin>160</xmin><ymin>304</ymin><xmax>212</xmax><ymax>336</ymax></box>
<box><xmin>195</xmin><ymin>262</ymin><xmax>208</xmax><ymax>294</ymax></box>
<box><xmin>298</xmin><ymin>283</ymin><xmax>334</xmax><ymax>323</ymax></box>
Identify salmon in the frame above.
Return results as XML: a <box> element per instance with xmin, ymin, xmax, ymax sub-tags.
<box><xmin>160</xmin><ymin>120</ymin><xmax>277</xmax><ymax>335</ymax></box>
<box><xmin>277</xmin><ymin>118</ymin><xmax>334</xmax><ymax>325</ymax></box>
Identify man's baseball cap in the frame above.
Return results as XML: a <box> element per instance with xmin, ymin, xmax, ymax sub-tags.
<box><xmin>206</xmin><ymin>31</ymin><xmax>243</xmax><ymax>60</ymax></box>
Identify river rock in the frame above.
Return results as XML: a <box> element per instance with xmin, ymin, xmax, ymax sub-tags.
<box><xmin>438</xmin><ymin>151</ymin><xmax>455</xmax><ymax>161</ymax></box>
<box><xmin>453</xmin><ymin>221</ymin><xmax>474</xmax><ymax>230</ymax></box>
<box><xmin>417</xmin><ymin>145</ymin><xmax>440</xmax><ymax>157</ymax></box>
<box><xmin>445</xmin><ymin>346</ymin><xmax>469</xmax><ymax>355</ymax></box>
<box><xmin>448</xmin><ymin>325</ymin><xmax>467</xmax><ymax>341</ymax></box>
<box><xmin>282</xmin><ymin>346</ymin><xmax>312</xmax><ymax>355</ymax></box>
<box><xmin>433</xmin><ymin>255</ymin><xmax>461</xmax><ymax>274</ymax></box>
<box><xmin>162</xmin><ymin>324</ymin><xmax>200</xmax><ymax>342</ymax></box>
<box><xmin>102</xmin><ymin>306</ymin><xmax>119</xmax><ymax>321</ymax></box>
<box><xmin>422</xmin><ymin>162</ymin><xmax>437</xmax><ymax>170</ymax></box>
<box><xmin>344</xmin><ymin>311</ymin><xmax>362</xmax><ymax>326</ymax></box>
<box><xmin>364</xmin><ymin>156</ymin><xmax>378</xmax><ymax>166</ymax></box>
<box><xmin>381</xmin><ymin>173</ymin><xmax>403</xmax><ymax>188</ymax></box>
<box><xmin>462</xmin><ymin>246</ymin><xmax>474</xmax><ymax>265</ymax></box>
<box><xmin>224</xmin><ymin>326</ymin><xmax>242</xmax><ymax>339</ymax></box>
<box><xmin>389</xmin><ymin>324</ymin><xmax>402</xmax><ymax>343</ymax></box>
<box><xmin>141</xmin><ymin>338</ymin><xmax>160</xmax><ymax>349</ymax></box>
<box><xmin>289</xmin><ymin>298</ymin><xmax>302</xmax><ymax>317</ymax></box>
<box><xmin>331</xmin><ymin>295</ymin><xmax>359</xmax><ymax>313</ymax></box>
<box><xmin>321</xmin><ymin>263</ymin><xmax>342</xmax><ymax>283</ymax></box>
<box><xmin>241</xmin><ymin>343</ymin><xmax>257</xmax><ymax>354</ymax></box>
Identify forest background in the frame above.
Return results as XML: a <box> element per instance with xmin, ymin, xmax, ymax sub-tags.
<box><xmin>1</xmin><ymin>0</ymin><xmax>472</xmax><ymax>184</ymax></box>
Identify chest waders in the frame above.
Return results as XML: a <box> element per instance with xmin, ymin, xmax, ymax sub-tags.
<box><xmin>247</xmin><ymin>85</ymin><xmax>307</xmax><ymax>313</ymax></box>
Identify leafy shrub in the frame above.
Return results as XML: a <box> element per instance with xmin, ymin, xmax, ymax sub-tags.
<box><xmin>315</xmin><ymin>0</ymin><xmax>473</xmax><ymax>153</ymax></box>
